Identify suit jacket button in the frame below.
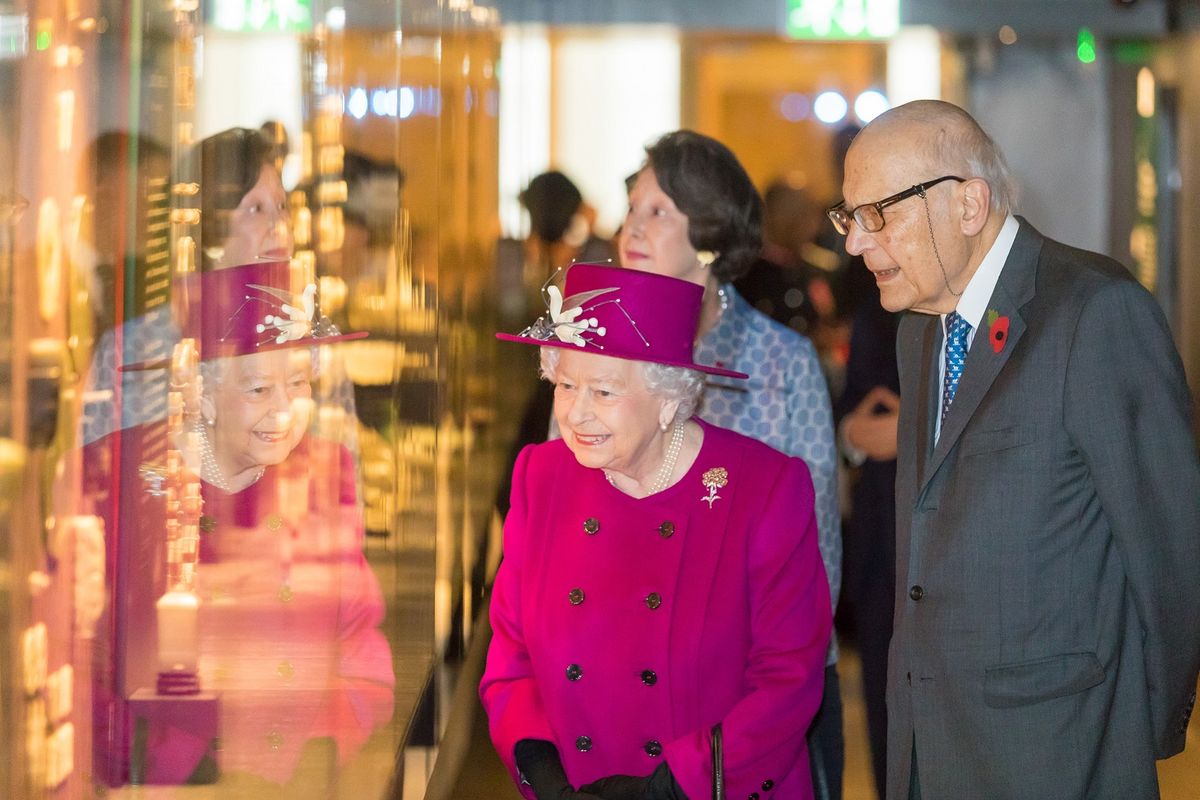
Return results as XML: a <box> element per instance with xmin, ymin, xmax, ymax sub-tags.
<box><xmin>566</xmin><ymin>663</ymin><xmax>583</xmax><ymax>681</ymax></box>
<box><xmin>909</xmin><ymin>585</ymin><xmax>925</xmax><ymax>601</ymax></box>
<box><xmin>762</xmin><ymin>779</ymin><xmax>775</xmax><ymax>790</ymax></box>
<box><xmin>643</xmin><ymin>740</ymin><xmax>662</xmax><ymax>757</ymax></box>
<box><xmin>641</xmin><ymin>669</ymin><xmax>658</xmax><ymax>686</ymax></box>
<box><xmin>658</xmin><ymin>521</ymin><xmax>675</xmax><ymax>538</ymax></box>
<box><xmin>645</xmin><ymin>592</ymin><xmax>662</xmax><ymax>610</ymax></box>
<box><xmin>748</xmin><ymin>794</ymin><xmax>759</xmax><ymax>800</ymax></box>
<box><xmin>583</xmin><ymin>517</ymin><xmax>600</xmax><ymax>535</ymax></box>
<box><xmin>569</xmin><ymin>588</ymin><xmax>585</xmax><ymax>605</ymax></box>
<box><xmin>575</xmin><ymin>735</ymin><xmax>592</xmax><ymax>752</ymax></box>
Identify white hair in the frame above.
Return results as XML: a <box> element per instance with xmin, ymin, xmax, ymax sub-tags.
<box><xmin>539</xmin><ymin>347</ymin><xmax>705</xmax><ymax>423</ymax></box>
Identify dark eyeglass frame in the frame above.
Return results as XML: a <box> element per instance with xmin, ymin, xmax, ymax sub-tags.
<box><xmin>827</xmin><ymin>175</ymin><xmax>966</xmax><ymax>235</ymax></box>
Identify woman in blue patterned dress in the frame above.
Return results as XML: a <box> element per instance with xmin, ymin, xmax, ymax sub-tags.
<box><xmin>618</xmin><ymin>129</ymin><xmax>844</xmax><ymax>799</ymax></box>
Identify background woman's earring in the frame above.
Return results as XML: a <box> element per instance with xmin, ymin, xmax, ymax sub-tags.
<box><xmin>659</xmin><ymin>421</ymin><xmax>669</xmax><ymax>433</ymax></box>
<box><xmin>696</xmin><ymin>250</ymin><xmax>717</xmax><ymax>268</ymax></box>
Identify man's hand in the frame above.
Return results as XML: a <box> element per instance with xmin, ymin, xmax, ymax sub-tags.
<box><xmin>843</xmin><ymin>385</ymin><xmax>900</xmax><ymax>461</ymax></box>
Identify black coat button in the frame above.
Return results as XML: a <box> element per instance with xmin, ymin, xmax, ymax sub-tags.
<box><xmin>583</xmin><ymin>517</ymin><xmax>600</xmax><ymax>535</ymax></box>
<box><xmin>645</xmin><ymin>592</ymin><xmax>662</xmax><ymax>610</ymax></box>
<box><xmin>565</xmin><ymin>663</ymin><xmax>582</xmax><ymax>681</ymax></box>
<box><xmin>643</xmin><ymin>740</ymin><xmax>662</xmax><ymax>757</ymax></box>
<box><xmin>575</xmin><ymin>735</ymin><xmax>592</xmax><ymax>752</ymax></box>
<box><xmin>569</xmin><ymin>588</ymin><xmax>585</xmax><ymax>605</ymax></box>
<box><xmin>658</xmin><ymin>521</ymin><xmax>675</xmax><ymax>538</ymax></box>
<box><xmin>909</xmin><ymin>585</ymin><xmax>924</xmax><ymax>601</ymax></box>
<box><xmin>641</xmin><ymin>669</ymin><xmax>657</xmax><ymax>686</ymax></box>
<box><xmin>761</xmin><ymin>779</ymin><xmax>774</xmax><ymax>790</ymax></box>
<box><xmin>749</xmin><ymin>794</ymin><xmax>759</xmax><ymax>800</ymax></box>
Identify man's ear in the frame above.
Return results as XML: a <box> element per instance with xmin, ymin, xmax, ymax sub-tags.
<box><xmin>959</xmin><ymin>177</ymin><xmax>992</xmax><ymax>236</ymax></box>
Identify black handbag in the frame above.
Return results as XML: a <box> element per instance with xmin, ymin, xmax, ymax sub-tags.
<box><xmin>711</xmin><ymin>723</ymin><xmax>725</xmax><ymax>800</ymax></box>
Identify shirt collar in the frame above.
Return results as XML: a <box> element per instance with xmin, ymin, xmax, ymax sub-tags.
<box><xmin>948</xmin><ymin>213</ymin><xmax>1019</xmax><ymax>332</ymax></box>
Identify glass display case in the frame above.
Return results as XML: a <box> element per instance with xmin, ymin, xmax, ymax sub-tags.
<box><xmin>0</xmin><ymin>0</ymin><xmax>504</xmax><ymax>797</ymax></box>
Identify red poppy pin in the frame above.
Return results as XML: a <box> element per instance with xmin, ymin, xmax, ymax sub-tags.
<box><xmin>986</xmin><ymin>309</ymin><xmax>1010</xmax><ymax>353</ymax></box>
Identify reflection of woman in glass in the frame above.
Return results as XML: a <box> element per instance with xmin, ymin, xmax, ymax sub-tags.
<box><xmin>171</xmin><ymin>262</ymin><xmax>393</xmax><ymax>788</ymax></box>
<box><xmin>482</xmin><ymin>263</ymin><xmax>831</xmax><ymax>800</ymax></box>
<box><xmin>199</xmin><ymin>127</ymin><xmax>292</xmax><ymax>271</ymax></box>
<box><xmin>82</xmin><ymin>127</ymin><xmax>293</xmax><ymax>444</ymax></box>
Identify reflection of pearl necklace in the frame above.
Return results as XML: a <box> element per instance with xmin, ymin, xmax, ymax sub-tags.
<box><xmin>196</xmin><ymin>421</ymin><xmax>264</xmax><ymax>493</ymax></box>
<box><xmin>605</xmin><ymin>419</ymin><xmax>685</xmax><ymax>496</ymax></box>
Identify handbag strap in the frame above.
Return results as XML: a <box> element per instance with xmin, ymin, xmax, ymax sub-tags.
<box><xmin>711</xmin><ymin>723</ymin><xmax>725</xmax><ymax>800</ymax></box>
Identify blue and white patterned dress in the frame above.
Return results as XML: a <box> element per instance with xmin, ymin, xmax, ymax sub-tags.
<box><xmin>697</xmin><ymin>284</ymin><xmax>841</xmax><ymax>665</ymax></box>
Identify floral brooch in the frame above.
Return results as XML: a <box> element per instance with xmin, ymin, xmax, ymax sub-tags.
<box><xmin>701</xmin><ymin>467</ymin><xmax>728</xmax><ymax>508</ymax></box>
<box><xmin>986</xmin><ymin>309</ymin><xmax>1010</xmax><ymax>354</ymax></box>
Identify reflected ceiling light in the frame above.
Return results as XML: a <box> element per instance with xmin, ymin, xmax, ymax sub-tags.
<box><xmin>779</xmin><ymin>92</ymin><xmax>810</xmax><ymax>122</ymax></box>
<box><xmin>813</xmin><ymin>91</ymin><xmax>848</xmax><ymax>124</ymax></box>
<box><xmin>998</xmin><ymin>25</ymin><xmax>1017</xmax><ymax>45</ymax></box>
<box><xmin>854</xmin><ymin>90</ymin><xmax>890</xmax><ymax>123</ymax></box>
<box><xmin>325</xmin><ymin>7</ymin><xmax>345</xmax><ymax>31</ymax></box>
<box><xmin>399</xmin><ymin>87</ymin><xmax>415</xmax><ymax>119</ymax></box>
<box><xmin>347</xmin><ymin>87</ymin><xmax>368</xmax><ymax>120</ymax></box>
<box><xmin>372</xmin><ymin>88</ymin><xmax>397</xmax><ymax>117</ymax></box>
<box><xmin>1136</xmin><ymin>67</ymin><xmax>1155</xmax><ymax>118</ymax></box>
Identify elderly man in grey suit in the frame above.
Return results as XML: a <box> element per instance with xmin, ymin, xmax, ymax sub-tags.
<box><xmin>827</xmin><ymin>99</ymin><xmax>1200</xmax><ymax>799</ymax></box>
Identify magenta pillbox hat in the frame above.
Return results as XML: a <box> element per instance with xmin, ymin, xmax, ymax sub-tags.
<box><xmin>496</xmin><ymin>262</ymin><xmax>747</xmax><ymax>379</ymax></box>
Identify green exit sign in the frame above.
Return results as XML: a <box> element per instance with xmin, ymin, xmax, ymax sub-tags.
<box><xmin>211</xmin><ymin>0</ymin><xmax>313</xmax><ymax>33</ymax></box>
<box><xmin>786</xmin><ymin>0</ymin><xmax>900</xmax><ymax>40</ymax></box>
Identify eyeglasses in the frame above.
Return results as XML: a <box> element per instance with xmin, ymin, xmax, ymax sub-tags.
<box><xmin>827</xmin><ymin>175</ymin><xmax>965</xmax><ymax>235</ymax></box>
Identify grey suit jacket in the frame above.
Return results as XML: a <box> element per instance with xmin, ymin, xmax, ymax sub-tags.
<box><xmin>889</xmin><ymin>218</ymin><xmax>1200</xmax><ymax>799</ymax></box>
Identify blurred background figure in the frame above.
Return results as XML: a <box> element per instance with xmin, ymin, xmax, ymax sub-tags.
<box><xmin>734</xmin><ymin>177</ymin><xmax>837</xmax><ymax>348</ymax></box>
<box><xmin>76</xmin><ymin>132</ymin><xmax>172</xmax><ymax>340</ymax></box>
<box><xmin>496</xmin><ymin>170</ymin><xmax>614</xmax><ymax>327</ymax></box>
<box><xmin>833</xmin><ymin>296</ymin><xmax>899</xmax><ymax>800</ymax></box>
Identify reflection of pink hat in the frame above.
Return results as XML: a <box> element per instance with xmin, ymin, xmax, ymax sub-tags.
<box><xmin>188</xmin><ymin>261</ymin><xmax>365</xmax><ymax>361</ymax></box>
<box><xmin>120</xmin><ymin>261</ymin><xmax>364</xmax><ymax>371</ymax></box>
<box><xmin>496</xmin><ymin>262</ymin><xmax>747</xmax><ymax>379</ymax></box>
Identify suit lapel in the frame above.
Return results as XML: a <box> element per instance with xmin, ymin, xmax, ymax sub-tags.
<box><xmin>920</xmin><ymin>219</ymin><xmax>1042</xmax><ymax>494</ymax></box>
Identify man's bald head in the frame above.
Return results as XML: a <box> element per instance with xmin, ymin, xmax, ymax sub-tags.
<box><xmin>853</xmin><ymin>100</ymin><xmax>1016</xmax><ymax>215</ymax></box>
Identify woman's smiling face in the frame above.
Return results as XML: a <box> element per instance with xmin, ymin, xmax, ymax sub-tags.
<box><xmin>208</xmin><ymin>347</ymin><xmax>313</xmax><ymax>472</ymax></box>
<box><xmin>552</xmin><ymin>349</ymin><xmax>675</xmax><ymax>480</ymax></box>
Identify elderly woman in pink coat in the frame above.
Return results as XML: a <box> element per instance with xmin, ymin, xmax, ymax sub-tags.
<box><xmin>482</xmin><ymin>262</ymin><xmax>832</xmax><ymax>800</ymax></box>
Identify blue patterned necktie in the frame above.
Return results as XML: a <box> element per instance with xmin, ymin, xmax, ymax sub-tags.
<box><xmin>941</xmin><ymin>311</ymin><xmax>972</xmax><ymax>425</ymax></box>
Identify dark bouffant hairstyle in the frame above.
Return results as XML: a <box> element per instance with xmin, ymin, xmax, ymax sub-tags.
<box><xmin>199</xmin><ymin>127</ymin><xmax>274</xmax><ymax>270</ymax></box>
<box><xmin>644</xmin><ymin>130</ymin><xmax>762</xmax><ymax>282</ymax></box>
<box><xmin>520</xmin><ymin>170</ymin><xmax>583</xmax><ymax>244</ymax></box>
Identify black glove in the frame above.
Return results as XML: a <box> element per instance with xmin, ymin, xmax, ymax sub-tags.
<box><xmin>513</xmin><ymin>738</ymin><xmax>605</xmax><ymax>800</ymax></box>
<box><xmin>580</xmin><ymin>762</ymin><xmax>686</xmax><ymax>800</ymax></box>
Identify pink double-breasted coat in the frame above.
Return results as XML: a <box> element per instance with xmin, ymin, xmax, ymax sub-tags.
<box><xmin>482</xmin><ymin>418</ymin><xmax>831</xmax><ymax>800</ymax></box>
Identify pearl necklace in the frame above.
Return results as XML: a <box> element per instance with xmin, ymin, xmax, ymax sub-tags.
<box><xmin>605</xmin><ymin>418</ymin><xmax>685</xmax><ymax>496</ymax></box>
<box><xmin>196</xmin><ymin>421</ymin><xmax>264</xmax><ymax>493</ymax></box>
